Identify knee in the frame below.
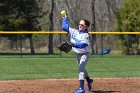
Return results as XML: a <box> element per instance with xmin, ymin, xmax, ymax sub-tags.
<box><xmin>81</xmin><ymin>55</ymin><xmax>87</xmax><ymax>62</ymax></box>
<box><xmin>79</xmin><ymin>72</ymin><xmax>85</xmax><ymax>80</ymax></box>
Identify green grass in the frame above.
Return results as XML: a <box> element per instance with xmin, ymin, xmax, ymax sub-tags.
<box><xmin>88</xmin><ymin>57</ymin><xmax>140</xmax><ymax>78</ymax></box>
<box><xmin>0</xmin><ymin>56</ymin><xmax>140</xmax><ymax>80</ymax></box>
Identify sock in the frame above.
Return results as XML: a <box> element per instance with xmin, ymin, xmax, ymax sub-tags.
<box><xmin>85</xmin><ymin>76</ymin><xmax>91</xmax><ymax>83</ymax></box>
<box><xmin>79</xmin><ymin>80</ymin><xmax>84</xmax><ymax>89</ymax></box>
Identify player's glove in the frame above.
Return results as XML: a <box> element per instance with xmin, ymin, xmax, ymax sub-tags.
<box><xmin>61</xmin><ymin>10</ymin><xmax>67</xmax><ymax>17</ymax></box>
<box><xmin>58</xmin><ymin>42</ymin><xmax>72</xmax><ymax>53</ymax></box>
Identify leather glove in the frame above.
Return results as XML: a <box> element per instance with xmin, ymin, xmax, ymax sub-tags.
<box><xmin>58</xmin><ymin>42</ymin><xmax>72</xmax><ymax>53</ymax></box>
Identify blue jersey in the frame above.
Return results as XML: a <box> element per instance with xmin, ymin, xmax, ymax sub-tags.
<box><xmin>62</xmin><ymin>17</ymin><xmax>90</xmax><ymax>54</ymax></box>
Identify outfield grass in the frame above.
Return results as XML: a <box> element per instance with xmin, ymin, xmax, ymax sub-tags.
<box><xmin>0</xmin><ymin>56</ymin><xmax>140</xmax><ymax>80</ymax></box>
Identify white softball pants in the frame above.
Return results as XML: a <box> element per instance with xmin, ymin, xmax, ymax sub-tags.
<box><xmin>76</xmin><ymin>52</ymin><xmax>89</xmax><ymax>80</ymax></box>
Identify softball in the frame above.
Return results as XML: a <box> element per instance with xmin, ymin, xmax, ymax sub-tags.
<box><xmin>61</xmin><ymin>10</ymin><xmax>66</xmax><ymax>17</ymax></box>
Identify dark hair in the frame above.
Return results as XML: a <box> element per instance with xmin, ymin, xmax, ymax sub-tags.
<box><xmin>83</xmin><ymin>19</ymin><xmax>90</xmax><ymax>27</ymax></box>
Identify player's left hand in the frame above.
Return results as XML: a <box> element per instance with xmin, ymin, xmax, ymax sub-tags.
<box><xmin>58</xmin><ymin>42</ymin><xmax>72</xmax><ymax>53</ymax></box>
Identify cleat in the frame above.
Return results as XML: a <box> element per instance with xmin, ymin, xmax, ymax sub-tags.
<box><xmin>74</xmin><ymin>87</ymin><xmax>85</xmax><ymax>93</ymax></box>
<box><xmin>87</xmin><ymin>79</ymin><xmax>93</xmax><ymax>91</ymax></box>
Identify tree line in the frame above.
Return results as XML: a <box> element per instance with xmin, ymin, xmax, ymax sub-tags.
<box><xmin>0</xmin><ymin>0</ymin><xmax>140</xmax><ymax>55</ymax></box>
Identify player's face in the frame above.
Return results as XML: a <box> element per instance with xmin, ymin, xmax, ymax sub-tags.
<box><xmin>79</xmin><ymin>20</ymin><xmax>87</xmax><ymax>31</ymax></box>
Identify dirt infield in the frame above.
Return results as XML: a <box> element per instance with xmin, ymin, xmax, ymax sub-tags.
<box><xmin>0</xmin><ymin>78</ymin><xmax>140</xmax><ymax>93</ymax></box>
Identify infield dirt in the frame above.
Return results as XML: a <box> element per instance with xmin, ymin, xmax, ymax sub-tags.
<box><xmin>0</xmin><ymin>78</ymin><xmax>140</xmax><ymax>93</ymax></box>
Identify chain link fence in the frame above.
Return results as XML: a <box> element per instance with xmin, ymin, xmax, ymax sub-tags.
<box><xmin>0</xmin><ymin>32</ymin><xmax>139</xmax><ymax>58</ymax></box>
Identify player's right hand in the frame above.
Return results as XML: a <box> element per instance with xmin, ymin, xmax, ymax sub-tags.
<box><xmin>61</xmin><ymin>10</ymin><xmax>67</xmax><ymax>17</ymax></box>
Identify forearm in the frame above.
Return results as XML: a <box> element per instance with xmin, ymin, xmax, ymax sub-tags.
<box><xmin>73</xmin><ymin>43</ymin><xmax>88</xmax><ymax>48</ymax></box>
<box><xmin>62</xmin><ymin>17</ymin><xmax>69</xmax><ymax>32</ymax></box>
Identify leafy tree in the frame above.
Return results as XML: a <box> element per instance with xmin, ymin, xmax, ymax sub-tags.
<box><xmin>0</xmin><ymin>0</ymin><xmax>24</xmax><ymax>31</ymax></box>
<box><xmin>115</xmin><ymin>0</ymin><xmax>140</xmax><ymax>54</ymax></box>
<box><xmin>0</xmin><ymin>0</ymin><xmax>42</xmax><ymax>54</ymax></box>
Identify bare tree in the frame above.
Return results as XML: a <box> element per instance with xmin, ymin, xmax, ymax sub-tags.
<box><xmin>91</xmin><ymin>0</ymin><xmax>98</xmax><ymax>54</ymax></box>
<box><xmin>48</xmin><ymin>0</ymin><xmax>54</xmax><ymax>54</ymax></box>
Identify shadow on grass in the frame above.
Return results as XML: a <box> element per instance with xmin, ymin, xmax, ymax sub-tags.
<box><xmin>91</xmin><ymin>90</ymin><xmax>121</xmax><ymax>93</ymax></box>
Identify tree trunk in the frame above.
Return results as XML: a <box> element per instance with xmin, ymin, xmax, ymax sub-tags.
<box><xmin>29</xmin><ymin>35</ymin><xmax>35</xmax><ymax>54</ymax></box>
<box><xmin>48</xmin><ymin>0</ymin><xmax>54</xmax><ymax>54</ymax></box>
<box><xmin>91</xmin><ymin>0</ymin><xmax>98</xmax><ymax>55</ymax></box>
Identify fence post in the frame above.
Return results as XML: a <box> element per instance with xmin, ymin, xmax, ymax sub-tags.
<box><xmin>20</xmin><ymin>35</ymin><xmax>22</xmax><ymax>58</ymax></box>
<box><xmin>101</xmin><ymin>34</ymin><xmax>103</xmax><ymax>57</ymax></box>
<box><xmin>60</xmin><ymin>34</ymin><xmax>62</xmax><ymax>57</ymax></box>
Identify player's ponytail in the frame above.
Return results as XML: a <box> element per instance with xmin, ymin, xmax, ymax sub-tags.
<box><xmin>83</xmin><ymin>19</ymin><xmax>90</xmax><ymax>27</ymax></box>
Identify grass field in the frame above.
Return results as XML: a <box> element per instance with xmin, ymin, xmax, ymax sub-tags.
<box><xmin>0</xmin><ymin>55</ymin><xmax>140</xmax><ymax>80</ymax></box>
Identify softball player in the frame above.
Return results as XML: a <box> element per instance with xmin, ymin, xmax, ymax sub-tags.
<box><xmin>61</xmin><ymin>10</ymin><xmax>93</xmax><ymax>93</ymax></box>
